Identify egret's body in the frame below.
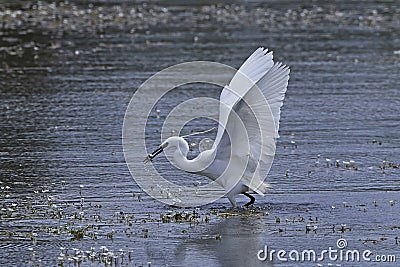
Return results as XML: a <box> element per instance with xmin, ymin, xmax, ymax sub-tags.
<box><xmin>147</xmin><ymin>48</ymin><xmax>290</xmax><ymax>207</ymax></box>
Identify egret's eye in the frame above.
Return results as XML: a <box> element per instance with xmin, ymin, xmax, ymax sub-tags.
<box><xmin>162</xmin><ymin>142</ymin><xmax>168</xmax><ymax>148</ymax></box>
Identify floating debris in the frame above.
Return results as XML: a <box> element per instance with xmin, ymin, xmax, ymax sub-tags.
<box><xmin>335</xmin><ymin>160</ymin><xmax>340</xmax><ymax>168</ymax></box>
<box><xmin>325</xmin><ymin>158</ymin><xmax>331</xmax><ymax>167</ymax></box>
<box><xmin>314</xmin><ymin>154</ymin><xmax>320</xmax><ymax>167</ymax></box>
<box><xmin>305</xmin><ymin>224</ymin><xmax>311</xmax><ymax>234</ymax></box>
<box><xmin>287</xmin><ymin>140</ymin><xmax>297</xmax><ymax>149</ymax></box>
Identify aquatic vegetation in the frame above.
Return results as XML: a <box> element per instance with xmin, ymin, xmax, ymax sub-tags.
<box><xmin>371</xmin><ymin>139</ymin><xmax>383</xmax><ymax>145</ymax></box>
<box><xmin>0</xmin><ymin>180</ymin><xmax>225</xmax><ymax>265</ymax></box>
<box><xmin>380</xmin><ymin>160</ymin><xmax>399</xmax><ymax>173</ymax></box>
<box><xmin>160</xmin><ymin>210</ymin><xmax>202</xmax><ymax>224</ymax></box>
<box><xmin>325</xmin><ymin>158</ymin><xmax>331</xmax><ymax>167</ymax></box>
<box><xmin>217</xmin><ymin>206</ymin><xmax>271</xmax><ymax>218</ymax></box>
<box><xmin>57</xmin><ymin>246</ymin><xmax>134</xmax><ymax>267</ymax></box>
<box><xmin>69</xmin><ymin>227</ymin><xmax>86</xmax><ymax>241</ymax></box>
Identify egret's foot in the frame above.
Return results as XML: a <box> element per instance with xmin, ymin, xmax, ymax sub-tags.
<box><xmin>242</xmin><ymin>192</ymin><xmax>255</xmax><ymax>207</ymax></box>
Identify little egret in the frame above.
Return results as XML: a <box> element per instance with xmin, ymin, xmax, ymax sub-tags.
<box><xmin>145</xmin><ymin>47</ymin><xmax>290</xmax><ymax>207</ymax></box>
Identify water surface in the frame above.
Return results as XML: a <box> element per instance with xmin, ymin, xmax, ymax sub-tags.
<box><xmin>1</xmin><ymin>0</ymin><xmax>399</xmax><ymax>266</ymax></box>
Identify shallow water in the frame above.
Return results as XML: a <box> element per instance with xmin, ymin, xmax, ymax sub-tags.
<box><xmin>1</xmin><ymin>0</ymin><xmax>400</xmax><ymax>266</ymax></box>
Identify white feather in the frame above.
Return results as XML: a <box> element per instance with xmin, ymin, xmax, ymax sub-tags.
<box><xmin>213</xmin><ymin>47</ymin><xmax>290</xmax><ymax>195</ymax></box>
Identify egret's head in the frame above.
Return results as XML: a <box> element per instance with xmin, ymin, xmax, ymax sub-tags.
<box><xmin>144</xmin><ymin>136</ymin><xmax>189</xmax><ymax>162</ymax></box>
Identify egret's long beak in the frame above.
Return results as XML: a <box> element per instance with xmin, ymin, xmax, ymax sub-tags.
<box><xmin>143</xmin><ymin>146</ymin><xmax>164</xmax><ymax>163</ymax></box>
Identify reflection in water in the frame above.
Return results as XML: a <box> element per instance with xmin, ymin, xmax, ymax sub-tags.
<box><xmin>175</xmin><ymin>215</ymin><xmax>273</xmax><ymax>267</ymax></box>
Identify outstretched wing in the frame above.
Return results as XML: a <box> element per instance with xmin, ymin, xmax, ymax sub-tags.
<box><xmin>214</xmin><ymin>49</ymin><xmax>290</xmax><ymax>193</ymax></box>
<box><xmin>254</xmin><ymin>62</ymin><xmax>290</xmax><ymax>138</ymax></box>
<box><xmin>214</xmin><ymin>47</ymin><xmax>273</xmax><ymax>147</ymax></box>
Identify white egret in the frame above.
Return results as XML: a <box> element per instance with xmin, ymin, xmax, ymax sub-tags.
<box><xmin>145</xmin><ymin>47</ymin><xmax>290</xmax><ymax>207</ymax></box>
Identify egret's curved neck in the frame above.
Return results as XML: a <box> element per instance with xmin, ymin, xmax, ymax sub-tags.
<box><xmin>172</xmin><ymin>148</ymin><xmax>214</xmax><ymax>173</ymax></box>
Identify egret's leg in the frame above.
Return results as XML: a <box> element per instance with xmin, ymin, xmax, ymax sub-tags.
<box><xmin>227</xmin><ymin>194</ymin><xmax>237</xmax><ymax>208</ymax></box>
<box><xmin>243</xmin><ymin>192</ymin><xmax>255</xmax><ymax>206</ymax></box>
